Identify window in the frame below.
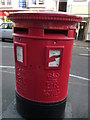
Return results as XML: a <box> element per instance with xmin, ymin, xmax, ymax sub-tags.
<box><xmin>73</xmin><ymin>0</ymin><xmax>87</xmax><ymax>2</ymax></box>
<box><xmin>59</xmin><ymin>2</ymin><xmax>67</xmax><ymax>12</ymax></box>
<box><xmin>0</xmin><ymin>0</ymin><xmax>12</xmax><ymax>6</ymax></box>
<box><xmin>0</xmin><ymin>23</ymin><xmax>6</xmax><ymax>29</ymax></box>
<box><xmin>39</xmin><ymin>0</ymin><xmax>44</xmax><ymax>4</ymax></box>
<box><xmin>31</xmin><ymin>0</ymin><xmax>44</xmax><ymax>5</ymax></box>
<box><xmin>19</xmin><ymin>0</ymin><xmax>26</xmax><ymax>8</ymax></box>
<box><xmin>0</xmin><ymin>0</ymin><xmax>5</xmax><ymax>5</ymax></box>
<box><xmin>0</xmin><ymin>23</ymin><xmax>12</xmax><ymax>29</ymax></box>
<box><xmin>32</xmin><ymin>0</ymin><xmax>36</xmax><ymax>4</ymax></box>
<box><xmin>7</xmin><ymin>0</ymin><xmax>11</xmax><ymax>5</ymax></box>
<box><xmin>8</xmin><ymin>23</ymin><xmax>12</xmax><ymax>29</ymax></box>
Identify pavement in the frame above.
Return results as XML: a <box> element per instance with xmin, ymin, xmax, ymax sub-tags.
<box><xmin>0</xmin><ymin>40</ymin><xmax>89</xmax><ymax>119</ymax></box>
<box><xmin>73</xmin><ymin>40</ymin><xmax>89</xmax><ymax>47</ymax></box>
<box><xmin>2</xmin><ymin>99</ymin><xmax>72</xmax><ymax>119</ymax></box>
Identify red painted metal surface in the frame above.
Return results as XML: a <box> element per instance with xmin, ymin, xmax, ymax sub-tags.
<box><xmin>8</xmin><ymin>12</ymin><xmax>82</xmax><ymax>103</ymax></box>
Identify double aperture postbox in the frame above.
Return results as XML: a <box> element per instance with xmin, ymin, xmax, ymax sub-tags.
<box><xmin>8</xmin><ymin>12</ymin><xmax>82</xmax><ymax>118</ymax></box>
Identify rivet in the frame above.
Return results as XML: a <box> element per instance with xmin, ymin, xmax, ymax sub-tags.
<box><xmin>54</xmin><ymin>41</ymin><xmax>57</xmax><ymax>44</ymax></box>
<box><xmin>19</xmin><ymin>37</ymin><xmax>21</xmax><ymax>41</ymax></box>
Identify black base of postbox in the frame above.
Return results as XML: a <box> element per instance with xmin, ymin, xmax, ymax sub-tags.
<box><xmin>16</xmin><ymin>92</ymin><xmax>66</xmax><ymax>119</ymax></box>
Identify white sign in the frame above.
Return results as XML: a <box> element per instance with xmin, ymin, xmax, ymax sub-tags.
<box><xmin>49</xmin><ymin>50</ymin><xmax>61</xmax><ymax>67</ymax></box>
<box><xmin>16</xmin><ymin>46</ymin><xmax>23</xmax><ymax>63</ymax></box>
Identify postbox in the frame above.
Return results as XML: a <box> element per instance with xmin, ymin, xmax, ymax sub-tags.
<box><xmin>8</xmin><ymin>12</ymin><xmax>82</xmax><ymax>118</ymax></box>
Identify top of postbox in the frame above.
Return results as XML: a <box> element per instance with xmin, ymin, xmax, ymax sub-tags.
<box><xmin>8</xmin><ymin>11</ymin><xmax>82</xmax><ymax>22</ymax></box>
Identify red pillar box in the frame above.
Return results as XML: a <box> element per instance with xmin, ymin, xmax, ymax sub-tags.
<box><xmin>8</xmin><ymin>12</ymin><xmax>82</xmax><ymax>118</ymax></box>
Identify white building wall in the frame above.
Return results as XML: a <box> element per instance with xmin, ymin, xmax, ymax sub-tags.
<box><xmin>67</xmin><ymin>0</ymin><xmax>73</xmax><ymax>14</ymax></box>
<box><xmin>27</xmin><ymin>0</ymin><xmax>58</xmax><ymax>11</ymax></box>
<box><xmin>67</xmin><ymin>0</ymin><xmax>90</xmax><ymax>41</ymax></box>
<box><xmin>67</xmin><ymin>0</ymin><xmax>89</xmax><ymax>15</ymax></box>
<box><xmin>12</xmin><ymin>0</ymin><xmax>19</xmax><ymax>9</ymax></box>
<box><xmin>45</xmin><ymin>0</ymin><xmax>57</xmax><ymax>11</ymax></box>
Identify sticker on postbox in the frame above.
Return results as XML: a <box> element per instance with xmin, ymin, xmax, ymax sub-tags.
<box><xmin>16</xmin><ymin>46</ymin><xmax>23</xmax><ymax>63</ymax></box>
<box><xmin>49</xmin><ymin>50</ymin><xmax>61</xmax><ymax>67</ymax></box>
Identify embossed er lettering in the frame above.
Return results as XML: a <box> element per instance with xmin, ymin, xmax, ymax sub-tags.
<box><xmin>47</xmin><ymin>72</ymin><xmax>60</xmax><ymax>78</ymax></box>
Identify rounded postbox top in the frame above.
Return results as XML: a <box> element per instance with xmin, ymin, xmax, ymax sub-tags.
<box><xmin>8</xmin><ymin>11</ymin><xmax>82</xmax><ymax>22</ymax></box>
